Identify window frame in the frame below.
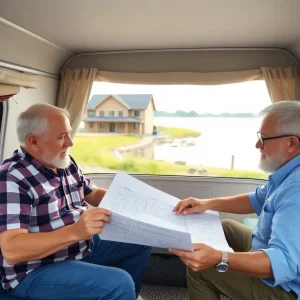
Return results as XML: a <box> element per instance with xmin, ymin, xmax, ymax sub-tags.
<box><xmin>88</xmin><ymin>110</ymin><xmax>95</xmax><ymax>117</ymax></box>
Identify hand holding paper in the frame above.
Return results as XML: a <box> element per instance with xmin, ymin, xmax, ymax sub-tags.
<box><xmin>99</xmin><ymin>171</ymin><xmax>233</xmax><ymax>252</ymax></box>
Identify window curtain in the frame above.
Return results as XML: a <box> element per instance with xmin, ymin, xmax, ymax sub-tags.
<box><xmin>57</xmin><ymin>68</ymin><xmax>97</xmax><ymax>138</ymax></box>
<box><xmin>0</xmin><ymin>66</ymin><xmax>38</xmax><ymax>96</ymax></box>
<box><xmin>94</xmin><ymin>69</ymin><xmax>263</xmax><ymax>85</ymax></box>
<box><xmin>57</xmin><ymin>66</ymin><xmax>300</xmax><ymax>136</ymax></box>
<box><xmin>58</xmin><ymin>68</ymin><xmax>264</xmax><ymax>135</ymax></box>
<box><xmin>261</xmin><ymin>67</ymin><xmax>300</xmax><ymax>103</ymax></box>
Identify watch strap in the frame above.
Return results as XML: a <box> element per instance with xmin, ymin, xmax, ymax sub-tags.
<box><xmin>221</xmin><ymin>251</ymin><xmax>228</xmax><ymax>264</ymax></box>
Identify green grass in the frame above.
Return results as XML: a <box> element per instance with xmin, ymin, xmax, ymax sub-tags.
<box><xmin>73</xmin><ymin>135</ymin><xmax>140</xmax><ymax>149</ymax></box>
<box><xmin>93</xmin><ymin>156</ymin><xmax>187</xmax><ymax>175</ymax></box>
<box><xmin>158</xmin><ymin>126</ymin><xmax>201</xmax><ymax>138</ymax></box>
<box><xmin>71</xmin><ymin>135</ymin><xmax>187</xmax><ymax>175</ymax></box>
<box><xmin>70</xmin><ymin>135</ymin><xmax>140</xmax><ymax>165</ymax></box>
<box><xmin>206</xmin><ymin>167</ymin><xmax>267</xmax><ymax>180</ymax></box>
<box><xmin>71</xmin><ymin>134</ymin><xmax>267</xmax><ymax>179</ymax></box>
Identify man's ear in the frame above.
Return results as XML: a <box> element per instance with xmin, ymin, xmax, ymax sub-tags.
<box><xmin>288</xmin><ymin>136</ymin><xmax>300</xmax><ymax>153</ymax></box>
<box><xmin>27</xmin><ymin>134</ymin><xmax>39</xmax><ymax>149</ymax></box>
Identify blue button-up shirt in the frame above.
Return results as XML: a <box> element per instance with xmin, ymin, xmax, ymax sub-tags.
<box><xmin>249</xmin><ymin>154</ymin><xmax>300</xmax><ymax>298</ymax></box>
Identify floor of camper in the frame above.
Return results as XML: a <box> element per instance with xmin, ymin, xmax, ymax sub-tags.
<box><xmin>140</xmin><ymin>285</ymin><xmax>230</xmax><ymax>299</ymax></box>
<box><xmin>140</xmin><ymin>285</ymin><xmax>187</xmax><ymax>299</ymax></box>
<box><xmin>141</xmin><ymin>252</ymin><xmax>231</xmax><ymax>299</ymax></box>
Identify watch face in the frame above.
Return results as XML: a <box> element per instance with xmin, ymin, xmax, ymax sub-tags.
<box><xmin>216</xmin><ymin>262</ymin><xmax>228</xmax><ymax>272</ymax></box>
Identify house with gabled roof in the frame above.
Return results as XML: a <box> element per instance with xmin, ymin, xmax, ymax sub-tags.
<box><xmin>83</xmin><ymin>94</ymin><xmax>156</xmax><ymax>134</ymax></box>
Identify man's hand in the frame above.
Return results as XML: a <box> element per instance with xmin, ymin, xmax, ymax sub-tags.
<box><xmin>169</xmin><ymin>243</ymin><xmax>221</xmax><ymax>272</ymax></box>
<box><xmin>173</xmin><ymin>197</ymin><xmax>211</xmax><ymax>215</ymax></box>
<box><xmin>71</xmin><ymin>208</ymin><xmax>111</xmax><ymax>240</ymax></box>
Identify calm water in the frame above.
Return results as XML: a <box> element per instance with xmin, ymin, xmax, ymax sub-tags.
<box><xmin>154</xmin><ymin>117</ymin><xmax>262</xmax><ymax>171</ymax></box>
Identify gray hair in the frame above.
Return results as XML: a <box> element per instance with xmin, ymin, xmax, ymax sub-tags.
<box><xmin>17</xmin><ymin>104</ymin><xmax>70</xmax><ymax>146</ymax></box>
<box><xmin>259</xmin><ymin>101</ymin><xmax>300</xmax><ymax>137</ymax></box>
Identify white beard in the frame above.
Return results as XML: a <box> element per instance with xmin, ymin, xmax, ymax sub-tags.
<box><xmin>43</xmin><ymin>153</ymin><xmax>71</xmax><ymax>169</ymax></box>
<box><xmin>259</xmin><ymin>150</ymin><xmax>287</xmax><ymax>173</ymax></box>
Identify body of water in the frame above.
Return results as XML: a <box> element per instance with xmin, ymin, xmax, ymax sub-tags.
<box><xmin>154</xmin><ymin>117</ymin><xmax>262</xmax><ymax>171</ymax></box>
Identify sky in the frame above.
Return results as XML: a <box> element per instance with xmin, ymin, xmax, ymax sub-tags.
<box><xmin>90</xmin><ymin>80</ymin><xmax>271</xmax><ymax>114</ymax></box>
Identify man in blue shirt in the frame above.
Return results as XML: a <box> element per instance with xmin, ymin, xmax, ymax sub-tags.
<box><xmin>171</xmin><ymin>101</ymin><xmax>300</xmax><ymax>300</ymax></box>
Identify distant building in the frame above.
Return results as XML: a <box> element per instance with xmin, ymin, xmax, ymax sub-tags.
<box><xmin>83</xmin><ymin>94</ymin><xmax>156</xmax><ymax>134</ymax></box>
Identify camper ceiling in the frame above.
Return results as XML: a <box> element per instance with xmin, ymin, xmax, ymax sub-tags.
<box><xmin>0</xmin><ymin>0</ymin><xmax>300</xmax><ymax>55</ymax></box>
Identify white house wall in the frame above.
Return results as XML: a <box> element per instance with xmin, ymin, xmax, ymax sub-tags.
<box><xmin>94</xmin><ymin>96</ymin><xmax>128</xmax><ymax>116</ymax></box>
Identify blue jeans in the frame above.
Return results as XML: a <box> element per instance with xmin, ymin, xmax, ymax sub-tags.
<box><xmin>11</xmin><ymin>236</ymin><xmax>152</xmax><ymax>299</ymax></box>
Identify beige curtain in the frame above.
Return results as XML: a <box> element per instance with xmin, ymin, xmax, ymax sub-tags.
<box><xmin>95</xmin><ymin>69</ymin><xmax>263</xmax><ymax>85</ymax></box>
<box><xmin>261</xmin><ymin>67</ymin><xmax>300</xmax><ymax>103</ymax></box>
<box><xmin>59</xmin><ymin>68</ymin><xmax>263</xmax><ymax>135</ymax></box>
<box><xmin>0</xmin><ymin>66</ymin><xmax>38</xmax><ymax>96</ymax></box>
<box><xmin>57</xmin><ymin>68</ymin><xmax>97</xmax><ymax>137</ymax></box>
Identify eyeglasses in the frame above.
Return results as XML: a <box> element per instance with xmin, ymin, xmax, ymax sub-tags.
<box><xmin>257</xmin><ymin>132</ymin><xmax>296</xmax><ymax>145</ymax></box>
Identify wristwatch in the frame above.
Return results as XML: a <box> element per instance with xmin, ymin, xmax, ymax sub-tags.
<box><xmin>216</xmin><ymin>251</ymin><xmax>229</xmax><ymax>272</ymax></box>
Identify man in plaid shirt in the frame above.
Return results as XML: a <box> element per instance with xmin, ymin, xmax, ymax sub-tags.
<box><xmin>0</xmin><ymin>104</ymin><xmax>151</xmax><ymax>300</ymax></box>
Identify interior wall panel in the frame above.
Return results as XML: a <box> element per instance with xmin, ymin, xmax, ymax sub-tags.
<box><xmin>3</xmin><ymin>76</ymin><xmax>59</xmax><ymax>159</ymax></box>
<box><xmin>0</xmin><ymin>22</ymin><xmax>72</xmax><ymax>75</ymax></box>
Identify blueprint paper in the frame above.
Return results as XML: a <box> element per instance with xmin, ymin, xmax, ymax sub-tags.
<box><xmin>99</xmin><ymin>171</ymin><xmax>232</xmax><ymax>252</ymax></box>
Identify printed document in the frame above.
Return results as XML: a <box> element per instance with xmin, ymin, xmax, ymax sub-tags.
<box><xmin>99</xmin><ymin>171</ymin><xmax>232</xmax><ymax>252</ymax></box>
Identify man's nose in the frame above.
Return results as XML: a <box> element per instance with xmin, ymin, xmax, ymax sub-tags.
<box><xmin>65</xmin><ymin>135</ymin><xmax>73</xmax><ymax>147</ymax></box>
<box><xmin>255</xmin><ymin>139</ymin><xmax>263</xmax><ymax>149</ymax></box>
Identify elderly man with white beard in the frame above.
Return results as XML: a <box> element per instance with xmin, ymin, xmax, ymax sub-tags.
<box><xmin>171</xmin><ymin>101</ymin><xmax>300</xmax><ymax>300</ymax></box>
<box><xmin>0</xmin><ymin>104</ymin><xmax>151</xmax><ymax>300</ymax></box>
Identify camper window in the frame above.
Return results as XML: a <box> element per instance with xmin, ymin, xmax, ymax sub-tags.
<box><xmin>72</xmin><ymin>80</ymin><xmax>270</xmax><ymax>179</ymax></box>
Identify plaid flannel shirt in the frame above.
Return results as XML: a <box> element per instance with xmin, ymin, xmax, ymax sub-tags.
<box><xmin>0</xmin><ymin>148</ymin><xmax>94</xmax><ymax>292</ymax></box>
